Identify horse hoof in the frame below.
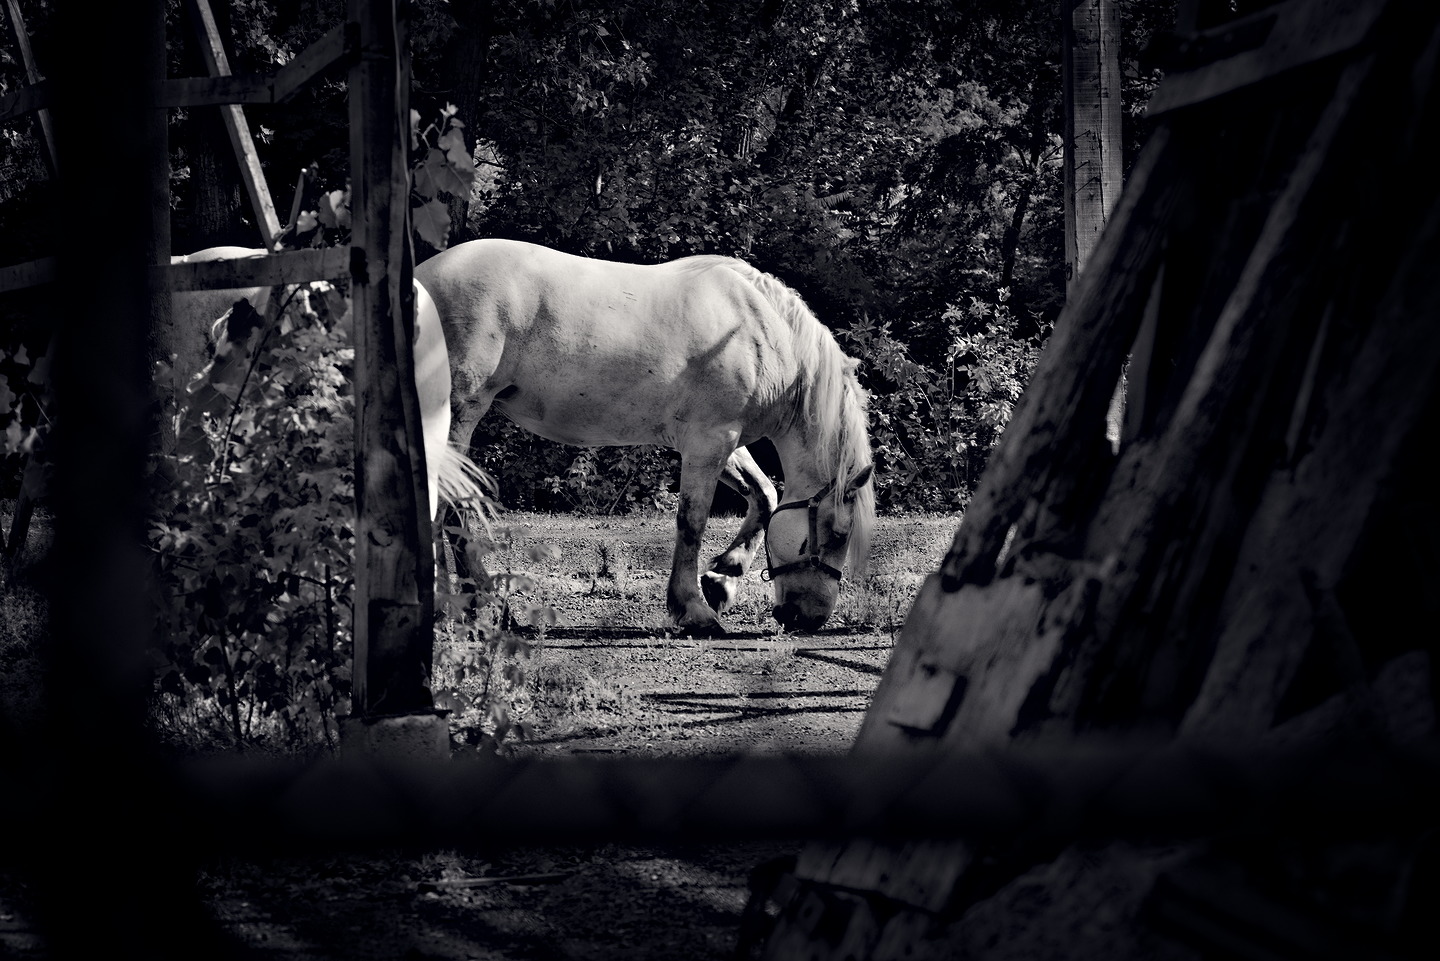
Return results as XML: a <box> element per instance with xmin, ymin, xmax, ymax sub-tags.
<box><xmin>673</xmin><ymin>609</ymin><xmax>727</xmax><ymax>637</ymax></box>
<box><xmin>701</xmin><ymin>571</ymin><xmax>741</xmax><ymax>613</ymax></box>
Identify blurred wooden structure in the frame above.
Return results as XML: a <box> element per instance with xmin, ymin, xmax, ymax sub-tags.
<box><xmin>757</xmin><ymin>0</ymin><xmax>1440</xmax><ymax>957</ymax></box>
<box><xmin>1</xmin><ymin>0</ymin><xmax>437</xmax><ymax>724</ymax></box>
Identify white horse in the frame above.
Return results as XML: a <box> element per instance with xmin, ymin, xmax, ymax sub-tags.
<box><xmin>415</xmin><ymin>239</ymin><xmax>874</xmax><ymax>634</ymax></box>
<box><xmin>172</xmin><ymin>246</ymin><xmax>489</xmax><ymax>522</ymax></box>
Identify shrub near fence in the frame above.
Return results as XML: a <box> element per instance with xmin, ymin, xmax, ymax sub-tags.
<box><xmin>147</xmin><ymin>285</ymin><xmax>536</xmax><ymax>753</ymax></box>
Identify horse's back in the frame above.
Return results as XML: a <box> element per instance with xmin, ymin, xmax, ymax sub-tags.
<box><xmin>416</xmin><ymin>239</ymin><xmax>791</xmax><ymax>448</ymax></box>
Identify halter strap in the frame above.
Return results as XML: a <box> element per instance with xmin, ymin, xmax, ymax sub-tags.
<box><xmin>762</xmin><ymin>478</ymin><xmax>844</xmax><ymax>582</ymax></box>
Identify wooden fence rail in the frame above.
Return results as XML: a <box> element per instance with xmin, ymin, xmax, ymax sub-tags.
<box><xmin>5</xmin><ymin>739</ymin><xmax>1430</xmax><ymax>856</ymax></box>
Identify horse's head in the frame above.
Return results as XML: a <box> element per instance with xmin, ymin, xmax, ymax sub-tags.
<box><xmin>764</xmin><ymin>464</ymin><xmax>874</xmax><ymax>631</ymax></box>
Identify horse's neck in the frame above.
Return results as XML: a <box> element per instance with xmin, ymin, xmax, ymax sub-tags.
<box><xmin>771</xmin><ymin>429</ymin><xmax>832</xmax><ymax>500</ymax></box>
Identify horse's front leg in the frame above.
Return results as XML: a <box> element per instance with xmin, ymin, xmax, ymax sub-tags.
<box><xmin>701</xmin><ymin>446</ymin><xmax>777</xmax><ymax>614</ymax></box>
<box><xmin>668</xmin><ymin>442</ymin><xmax>734</xmax><ymax>636</ymax></box>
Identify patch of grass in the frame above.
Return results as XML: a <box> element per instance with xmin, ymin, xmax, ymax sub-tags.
<box><xmin>477</xmin><ymin>509</ymin><xmax>957</xmax><ymax>635</ymax></box>
<box><xmin>531</xmin><ymin>659</ymin><xmax>639</xmax><ymax>716</ymax></box>
<box><xmin>835</xmin><ymin>575</ymin><xmax>916</xmax><ymax>638</ymax></box>
<box><xmin>709</xmin><ymin>642</ymin><xmax>800</xmax><ymax>678</ymax></box>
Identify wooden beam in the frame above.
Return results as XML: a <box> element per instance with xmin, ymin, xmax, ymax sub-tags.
<box><xmin>1147</xmin><ymin>0</ymin><xmax>1387</xmax><ymax>116</ymax></box>
<box><xmin>123</xmin><ymin>741</ymin><xmax>1440</xmax><ymax>853</ymax></box>
<box><xmin>0</xmin><ymin>75</ymin><xmax>49</xmax><ymax>124</ymax></box>
<box><xmin>160</xmin><ymin>74</ymin><xmax>274</xmax><ymax>107</ymax></box>
<box><xmin>161</xmin><ymin>247</ymin><xmax>350</xmax><ymax>291</ymax></box>
<box><xmin>3</xmin><ymin>249</ymin><xmax>349</xmax><ymax>297</ymax></box>
<box><xmin>187</xmin><ymin>0</ymin><xmax>282</xmax><ymax>246</ymax></box>
<box><xmin>2</xmin><ymin>0</ymin><xmax>57</xmax><ymax>168</ymax></box>
<box><xmin>0</xmin><ymin>255</ymin><xmax>58</xmax><ymax>294</ymax></box>
<box><xmin>272</xmin><ymin>22</ymin><xmax>352</xmax><ymax>101</ymax></box>
<box><xmin>158</xmin><ymin>23</ymin><xmax>352</xmax><ymax>107</ymax></box>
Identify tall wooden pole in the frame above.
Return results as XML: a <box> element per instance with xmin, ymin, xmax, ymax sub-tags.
<box><xmin>346</xmin><ymin>0</ymin><xmax>437</xmax><ymax>720</ymax></box>
<box><xmin>37</xmin><ymin>2</ymin><xmax>217</xmax><ymax>955</ymax></box>
<box><xmin>1063</xmin><ymin>0</ymin><xmax>1125</xmax><ymax>445</ymax></box>
<box><xmin>1063</xmin><ymin>0</ymin><xmax>1123</xmax><ymax>287</ymax></box>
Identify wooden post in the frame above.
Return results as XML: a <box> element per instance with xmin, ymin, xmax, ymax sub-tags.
<box><xmin>345</xmin><ymin>0</ymin><xmax>438</xmax><ymax>728</ymax></box>
<box><xmin>1062</xmin><ymin>0</ymin><xmax>1123</xmax><ymax>291</ymax></box>
<box><xmin>148</xmin><ymin>0</ymin><xmax>172</xmax><ymax>369</ymax></box>
<box><xmin>37</xmin><ymin>2</ymin><xmax>219</xmax><ymax>955</ymax></box>
<box><xmin>1063</xmin><ymin>0</ymin><xmax>1126</xmax><ymax>447</ymax></box>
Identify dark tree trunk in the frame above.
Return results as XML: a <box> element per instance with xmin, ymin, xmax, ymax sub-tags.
<box><xmin>999</xmin><ymin>96</ymin><xmax>1055</xmax><ymax>291</ymax></box>
<box><xmin>176</xmin><ymin>0</ymin><xmax>249</xmax><ymax>253</ymax></box>
<box><xmin>437</xmin><ymin>0</ymin><xmax>492</xmax><ymax>247</ymax></box>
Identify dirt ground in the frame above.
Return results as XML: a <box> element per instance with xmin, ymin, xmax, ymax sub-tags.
<box><xmin>3</xmin><ymin>511</ymin><xmax>1400</xmax><ymax>960</ymax></box>
<box><xmin>0</xmin><ymin>513</ymin><xmax>950</xmax><ymax>961</ymax></box>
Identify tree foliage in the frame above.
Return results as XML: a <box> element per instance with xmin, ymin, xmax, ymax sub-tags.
<box><xmin>3</xmin><ymin>0</ymin><xmax>1176</xmax><ymax>513</ymax></box>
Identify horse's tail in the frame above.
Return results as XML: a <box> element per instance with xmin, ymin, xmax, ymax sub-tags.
<box><xmin>433</xmin><ymin>442</ymin><xmax>499</xmax><ymax>526</ymax></box>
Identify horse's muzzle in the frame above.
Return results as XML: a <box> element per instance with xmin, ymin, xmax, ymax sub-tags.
<box><xmin>772</xmin><ymin>601</ymin><xmax>828</xmax><ymax>633</ymax></box>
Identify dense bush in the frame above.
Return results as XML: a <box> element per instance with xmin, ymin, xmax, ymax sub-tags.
<box><xmin>147</xmin><ymin>283</ymin><xmax>537</xmax><ymax>753</ymax></box>
<box><xmin>148</xmin><ymin>284</ymin><xmax>357</xmax><ymax>749</ymax></box>
<box><xmin>842</xmin><ymin>293</ymin><xmax>1044</xmax><ymax>513</ymax></box>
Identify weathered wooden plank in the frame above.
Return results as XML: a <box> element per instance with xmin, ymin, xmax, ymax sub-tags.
<box><xmin>0</xmin><ymin>255</ymin><xmax>58</xmax><ymax>294</ymax></box>
<box><xmin>1147</xmin><ymin>0</ymin><xmax>1387</xmax><ymax>116</ymax></box>
<box><xmin>160</xmin><ymin>74</ymin><xmax>274</xmax><ymax>107</ymax></box>
<box><xmin>161</xmin><ymin>247</ymin><xmax>349</xmax><ymax>291</ymax></box>
<box><xmin>2</xmin><ymin>0</ymin><xmax>56</xmax><ymax>166</ymax></box>
<box><xmin>188</xmin><ymin>0</ymin><xmax>282</xmax><ymax>245</ymax></box>
<box><xmin>272</xmin><ymin>22</ymin><xmax>351</xmax><ymax>101</ymax></box>
<box><xmin>347</xmin><ymin>0</ymin><xmax>435</xmax><ymax>718</ymax></box>
<box><xmin>0</xmin><ymin>75</ymin><xmax>48</xmax><ymax>123</ymax></box>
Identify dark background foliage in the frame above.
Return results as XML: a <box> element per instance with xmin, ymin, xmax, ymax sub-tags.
<box><xmin>2</xmin><ymin>0</ymin><xmax>1177</xmax><ymax>511</ymax></box>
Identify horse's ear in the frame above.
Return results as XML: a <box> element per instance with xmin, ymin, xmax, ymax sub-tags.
<box><xmin>843</xmin><ymin>464</ymin><xmax>874</xmax><ymax>500</ymax></box>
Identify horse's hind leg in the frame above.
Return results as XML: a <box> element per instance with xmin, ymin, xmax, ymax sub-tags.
<box><xmin>701</xmin><ymin>446</ymin><xmax>777</xmax><ymax>614</ymax></box>
<box><xmin>668</xmin><ymin>439</ymin><xmax>737</xmax><ymax>636</ymax></box>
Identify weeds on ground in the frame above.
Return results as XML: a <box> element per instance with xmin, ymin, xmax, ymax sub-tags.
<box><xmin>835</xmin><ymin>576</ymin><xmax>913</xmax><ymax>639</ymax></box>
<box><xmin>434</xmin><ymin>522</ymin><xmax>561</xmax><ymax>751</ymax></box>
<box><xmin>530</xmin><ymin>660</ymin><xmax>638</xmax><ymax>716</ymax></box>
<box><xmin>0</xmin><ymin>516</ymin><xmax>49</xmax><ymax>735</ymax></box>
<box><xmin>709</xmin><ymin>642</ymin><xmax>800</xmax><ymax>678</ymax></box>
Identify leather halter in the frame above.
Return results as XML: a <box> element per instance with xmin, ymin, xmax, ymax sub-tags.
<box><xmin>762</xmin><ymin>478</ymin><xmax>844</xmax><ymax>582</ymax></box>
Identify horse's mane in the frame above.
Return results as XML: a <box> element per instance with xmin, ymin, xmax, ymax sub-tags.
<box><xmin>680</xmin><ymin>256</ymin><xmax>875</xmax><ymax>574</ymax></box>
